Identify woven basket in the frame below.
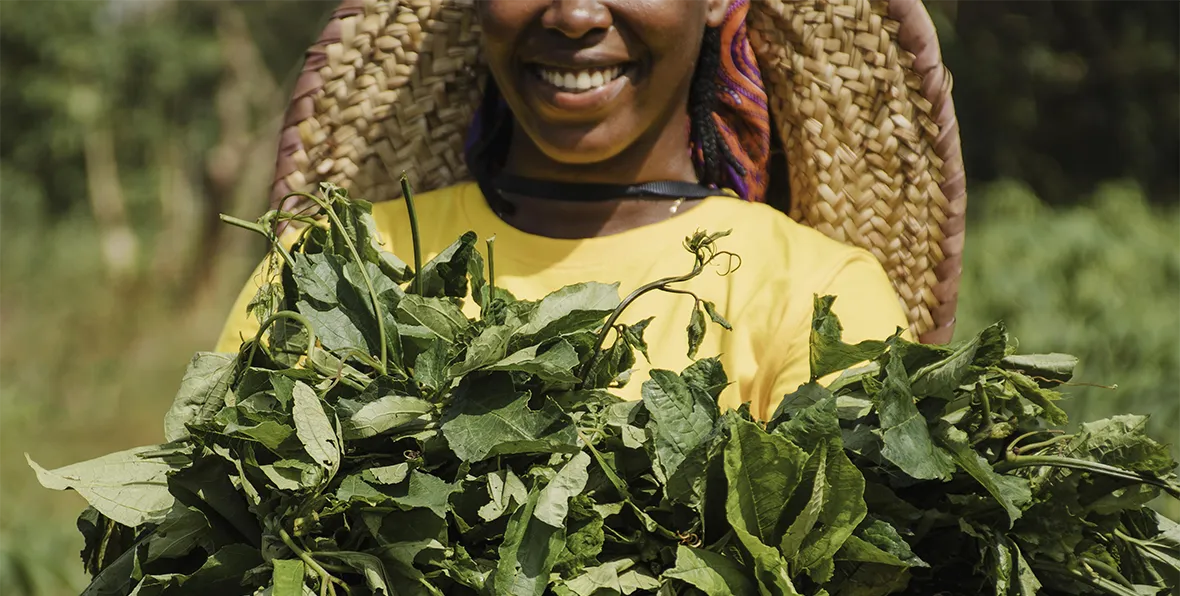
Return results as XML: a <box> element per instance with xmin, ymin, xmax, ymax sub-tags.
<box><xmin>269</xmin><ymin>0</ymin><xmax>967</xmax><ymax>344</ymax></box>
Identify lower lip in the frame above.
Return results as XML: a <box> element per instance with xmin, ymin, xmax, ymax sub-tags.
<box><xmin>524</xmin><ymin>67</ymin><xmax>633</xmax><ymax>114</ymax></box>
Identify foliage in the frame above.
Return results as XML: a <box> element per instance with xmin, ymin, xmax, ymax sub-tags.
<box><xmin>28</xmin><ymin>184</ymin><xmax>1178</xmax><ymax>595</ymax></box>
<box><xmin>930</xmin><ymin>0</ymin><xmax>1179</xmax><ymax>206</ymax></box>
<box><xmin>956</xmin><ymin>180</ymin><xmax>1179</xmax><ymax>443</ymax></box>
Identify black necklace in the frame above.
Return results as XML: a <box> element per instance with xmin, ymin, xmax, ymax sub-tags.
<box><xmin>492</xmin><ymin>173</ymin><xmax>718</xmax><ymax>202</ymax></box>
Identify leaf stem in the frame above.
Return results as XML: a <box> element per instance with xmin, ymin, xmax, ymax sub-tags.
<box><xmin>247</xmin><ymin>310</ymin><xmax>318</xmax><ymax>371</ymax></box>
<box><xmin>220</xmin><ymin>213</ymin><xmax>295</xmax><ymax>269</ymax></box>
<box><xmin>400</xmin><ymin>174</ymin><xmax>424</xmax><ymax>295</ymax></box>
<box><xmin>283</xmin><ymin>190</ymin><xmax>388</xmax><ymax>375</ymax></box>
<box><xmin>278</xmin><ymin>527</ymin><xmax>345</xmax><ymax>596</ymax></box>
<box><xmin>486</xmin><ymin>236</ymin><xmax>497</xmax><ymax>305</ymax></box>
<box><xmin>996</xmin><ymin>455</ymin><xmax>1180</xmax><ymax>497</ymax></box>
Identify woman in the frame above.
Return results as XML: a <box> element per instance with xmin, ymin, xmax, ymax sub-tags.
<box><xmin>217</xmin><ymin>0</ymin><xmax>912</xmax><ymax>420</ymax></box>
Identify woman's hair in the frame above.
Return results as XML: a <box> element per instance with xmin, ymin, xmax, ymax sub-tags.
<box><xmin>464</xmin><ymin>27</ymin><xmax>746</xmax><ymax>192</ymax></box>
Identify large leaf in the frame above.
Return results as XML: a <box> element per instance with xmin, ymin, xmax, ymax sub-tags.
<box><xmin>494</xmin><ymin>488</ymin><xmax>565</xmax><ymax>596</ymax></box>
<box><xmin>558</xmin><ymin>558</ymin><xmax>660</xmax><ymax>596</ymax></box>
<box><xmin>486</xmin><ymin>340</ymin><xmax>581</xmax><ymax>384</ymax></box>
<box><xmin>291</xmin><ymin>381</ymin><xmax>340</xmax><ymax>470</ymax></box>
<box><xmin>513</xmin><ymin>282</ymin><xmax>620</xmax><ymax>343</ymax></box>
<box><xmin>271</xmin><ymin>559</ymin><xmax>306</xmax><ymax>596</ymax></box>
<box><xmin>535</xmin><ymin>452</ymin><xmax>591</xmax><ymax>527</ymax></box>
<box><xmin>164</xmin><ymin>352</ymin><xmax>236</xmax><ymax>442</ymax></box>
<box><xmin>319</xmin><ymin>551</ymin><xmax>393</xmax><ymax>596</ymax></box>
<box><xmin>936</xmin><ymin>425</ymin><xmax>1030</xmax><ymax>526</ymax></box>
<box><xmin>724</xmin><ymin>416</ymin><xmax>808</xmax><ymax>546</ymax></box>
<box><xmin>28</xmin><ymin>444</ymin><xmax>191</xmax><ymax>527</ymax></box>
<box><xmin>394</xmin><ymin>295</ymin><xmax>468</xmax><ymax>343</ymax></box>
<box><xmin>663</xmin><ymin>546</ymin><xmax>757</xmax><ymax>595</ymax></box>
<box><xmin>875</xmin><ymin>350</ymin><xmax>955</xmax><ymax>481</ymax></box>
<box><xmin>450</xmin><ymin>325</ymin><xmax>512</xmax><ymax>376</ymax></box>
<box><xmin>441</xmin><ymin>376</ymin><xmax>578</xmax><ymax>462</ymax></box>
<box><xmin>643</xmin><ymin>369</ymin><xmax>718</xmax><ymax>481</ymax></box>
<box><xmin>338</xmin><ymin>394</ymin><xmax>432</xmax><ymax>440</ymax></box>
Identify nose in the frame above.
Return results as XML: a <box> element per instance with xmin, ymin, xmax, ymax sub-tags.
<box><xmin>540</xmin><ymin>0</ymin><xmax>612</xmax><ymax>39</ymax></box>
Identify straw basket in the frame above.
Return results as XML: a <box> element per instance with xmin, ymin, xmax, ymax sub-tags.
<box><xmin>268</xmin><ymin>0</ymin><xmax>967</xmax><ymax>344</ymax></box>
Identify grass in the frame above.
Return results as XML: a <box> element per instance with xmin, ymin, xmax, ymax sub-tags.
<box><xmin>1</xmin><ymin>183</ymin><xmax>1176</xmax><ymax>594</ymax></box>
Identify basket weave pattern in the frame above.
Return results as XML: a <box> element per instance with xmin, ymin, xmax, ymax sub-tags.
<box><xmin>269</xmin><ymin>0</ymin><xmax>966</xmax><ymax>344</ymax></box>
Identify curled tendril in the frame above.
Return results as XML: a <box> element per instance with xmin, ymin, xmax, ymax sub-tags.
<box><xmin>677</xmin><ymin>532</ymin><xmax>702</xmax><ymax>547</ymax></box>
<box><xmin>579</xmin><ymin>229</ymin><xmax>738</xmax><ymax>384</ymax></box>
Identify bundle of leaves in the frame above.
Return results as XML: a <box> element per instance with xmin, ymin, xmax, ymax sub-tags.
<box><xmin>29</xmin><ymin>182</ymin><xmax>1179</xmax><ymax>596</ymax></box>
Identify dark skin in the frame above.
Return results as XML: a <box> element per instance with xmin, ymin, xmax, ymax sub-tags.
<box><xmin>476</xmin><ymin>0</ymin><xmax>731</xmax><ymax>239</ymax></box>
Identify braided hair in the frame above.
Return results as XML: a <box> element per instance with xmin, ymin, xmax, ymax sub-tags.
<box><xmin>465</xmin><ymin>27</ymin><xmax>745</xmax><ymax>192</ymax></box>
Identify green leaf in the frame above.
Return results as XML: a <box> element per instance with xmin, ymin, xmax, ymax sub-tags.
<box><xmin>780</xmin><ymin>446</ymin><xmax>827</xmax><ymax>557</ymax></box>
<box><xmin>702</xmin><ymin>300</ymin><xmax>732</xmax><ymax>330</ymax></box>
<box><xmin>486</xmin><ymin>339</ymin><xmax>581</xmax><ymax>384</ymax></box>
<box><xmin>555</xmin><ymin>497</ymin><xmax>605</xmax><ymax>576</ymax></box>
<box><xmin>664</xmin><ymin>546</ymin><xmax>757</xmax><ymax>595</ymax></box>
<box><xmin>687</xmin><ymin>302</ymin><xmax>707</xmax><ymax>359</ymax></box>
<box><xmin>260</xmin><ymin>459</ymin><xmax>317</xmax><ymax>491</ymax></box>
<box><xmin>836</xmin><ymin>520</ymin><xmax>926</xmax><ymax>568</ymax></box>
<box><xmin>619</xmin><ymin>317</ymin><xmax>653</xmax><ymax>362</ymax></box>
<box><xmin>413</xmin><ymin>340</ymin><xmax>449</xmax><ymax>391</ymax></box>
<box><xmin>1001</xmin><ymin>353</ymin><xmax>1078</xmax><ymax>384</ymax></box>
<box><xmin>338</xmin><ymin>394</ymin><xmax>432</xmax><ymax>440</ymax></box>
<box><xmin>417</xmin><ymin>231</ymin><xmax>477</xmax><ymax>298</ymax></box>
<box><xmin>394</xmin><ymin>295</ymin><xmax>468</xmax><ymax>343</ymax></box>
<box><xmin>513</xmin><ymin>282</ymin><xmax>620</xmax><ymax>343</ymax></box>
<box><xmin>170</xmin><ymin>544</ymin><xmax>262</xmax><ymax>596</ymax></box>
<box><xmin>725</xmin><ymin>416</ymin><xmax>808</xmax><ymax>545</ymax></box>
<box><xmin>319</xmin><ymin>551</ymin><xmax>393</xmax><ymax>595</ymax></box>
<box><xmin>876</xmin><ymin>350</ymin><xmax>955</xmax><ymax>480</ymax></box>
<box><xmin>1010</xmin><ymin>541</ymin><xmax>1042</xmax><ymax>596</ymax></box>
<box><xmin>297</xmin><ymin>299</ymin><xmax>371</xmax><ymax>354</ymax></box>
<box><xmin>164</xmin><ymin>352</ymin><xmax>236</xmax><ymax>442</ymax></box>
<box><xmin>908</xmin><ymin>327</ymin><xmax>991</xmax><ymax>399</ymax></box>
<box><xmin>681</xmin><ymin>357</ymin><xmax>730</xmax><ymax>400</ymax></box>
<box><xmin>731</xmin><ymin>525</ymin><xmax>803</xmax><ymax>596</ymax></box>
<box><xmin>479</xmin><ymin>469</ymin><xmax>529</xmax><ymax>522</ymax></box>
<box><xmin>292</xmin><ymin>252</ymin><xmax>343</xmax><ymax>304</ymax></box>
<box><xmin>794</xmin><ymin>445</ymin><xmax>867</xmax><ymax>581</ymax></box>
<box><xmin>560</xmin><ymin>559</ymin><xmax>660</xmax><ymax>596</ymax></box>
<box><xmin>809</xmin><ymin>295</ymin><xmax>892</xmax><ymax>381</ymax></box>
<box><xmin>291</xmin><ymin>381</ymin><xmax>340</xmax><ymax>470</ymax></box>
<box><xmin>494</xmin><ymin>487</ymin><xmax>565</xmax><ymax>596</ymax></box>
<box><xmin>1003</xmin><ymin>370</ymin><xmax>1069</xmax><ymax>425</ymax></box>
<box><xmin>389</xmin><ymin>470</ymin><xmax>460</xmax><ymax>518</ymax></box>
<box><xmin>213</xmin><ymin>408</ymin><xmax>293</xmax><ymax>451</ymax></box>
<box><xmin>450</xmin><ymin>325</ymin><xmax>512</xmax><ymax>376</ymax></box>
<box><xmin>643</xmin><ymin>369</ymin><xmax>718</xmax><ymax>483</ymax></box>
<box><xmin>27</xmin><ymin>444</ymin><xmax>190</xmax><ymax>527</ymax></box>
<box><xmin>337</xmin><ymin>473</ymin><xmax>388</xmax><ymax>504</ymax></box>
<box><xmin>535</xmin><ymin>452</ymin><xmax>591</xmax><ymax>527</ymax></box>
<box><xmin>271</xmin><ymin>559</ymin><xmax>306</xmax><ymax>596</ymax></box>
<box><xmin>363</xmin><ymin>463</ymin><xmax>410</xmax><ymax>485</ymax></box>
<box><xmin>441</xmin><ymin>376</ymin><xmax>577</xmax><ymax>462</ymax></box>
<box><xmin>936</xmin><ymin>425</ymin><xmax>1031</xmax><ymax>526</ymax></box>
<box><xmin>1067</xmin><ymin>415</ymin><xmax>1176</xmax><ymax>475</ymax></box>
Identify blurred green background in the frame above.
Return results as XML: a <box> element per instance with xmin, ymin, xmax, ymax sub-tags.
<box><xmin>0</xmin><ymin>1</ymin><xmax>1176</xmax><ymax>594</ymax></box>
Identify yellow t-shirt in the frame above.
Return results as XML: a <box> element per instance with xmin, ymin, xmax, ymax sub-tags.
<box><xmin>216</xmin><ymin>182</ymin><xmax>909</xmax><ymax>420</ymax></box>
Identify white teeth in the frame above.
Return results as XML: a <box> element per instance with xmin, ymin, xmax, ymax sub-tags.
<box><xmin>537</xmin><ymin>66</ymin><xmax>625</xmax><ymax>92</ymax></box>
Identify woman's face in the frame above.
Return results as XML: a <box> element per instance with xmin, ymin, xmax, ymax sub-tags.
<box><xmin>477</xmin><ymin>0</ymin><xmax>729</xmax><ymax>168</ymax></box>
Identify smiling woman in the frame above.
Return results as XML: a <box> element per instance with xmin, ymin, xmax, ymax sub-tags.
<box><xmin>216</xmin><ymin>0</ymin><xmax>967</xmax><ymax>420</ymax></box>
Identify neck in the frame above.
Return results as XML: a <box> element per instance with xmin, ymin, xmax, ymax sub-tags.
<box><xmin>494</xmin><ymin>109</ymin><xmax>702</xmax><ymax>238</ymax></box>
<box><xmin>502</xmin><ymin>110</ymin><xmax>697</xmax><ymax>185</ymax></box>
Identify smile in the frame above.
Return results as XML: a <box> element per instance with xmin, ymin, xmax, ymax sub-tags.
<box><xmin>532</xmin><ymin>65</ymin><xmax>627</xmax><ymax>93</ymax></box>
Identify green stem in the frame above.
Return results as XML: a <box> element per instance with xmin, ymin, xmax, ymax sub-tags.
<box><xmin>278</xmin><ymin>528</ymin><xmax>343</xmax><ymax>596</ymax></box>
<box><xmin>996</xmin><ymin>455</ymin><xmax>1180</xmax><ymax>497</ymax></box>
<box><xmin>1082</xmin><ymin>557</ymin><xmax>1135</xmax><ymax>590</ymax></box>
<box><xmin>220</xmin><ymin>213</ymin><xmax>295</xmax><ymax>269</ymax></box>
<box><xmin>485</xmin><ymin>236</ymin><xmax>496</xmax><ymax>306</ymax></box>
<box><xmin>579</xmin><ymin>261</ymin><xmax>704</xmax><ymax>383</ymax></box>
<box><xmin>284</xmin><ymin>190</ymin><xmax>388</xmax><ymax>375</ymax></box>
<box><xmin>1013</xmin><ymin>434</ymin><xmax>1071</xmax><ymax>455</ymax></box>
<box><xmin>247</xmin><ymin>310</ymin><xmax>318</xmax><ymax>372</ymax></box>
<box><xmin>400</xmin><ymin>174</ymin><xmax>424</xmax><ymax>295</ymax></box>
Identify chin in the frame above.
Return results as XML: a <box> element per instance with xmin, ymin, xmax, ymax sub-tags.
<box><xmin>525</xmin><ymin>125</ymin><xmax>636</xmax><ymax>168</ymax></box>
